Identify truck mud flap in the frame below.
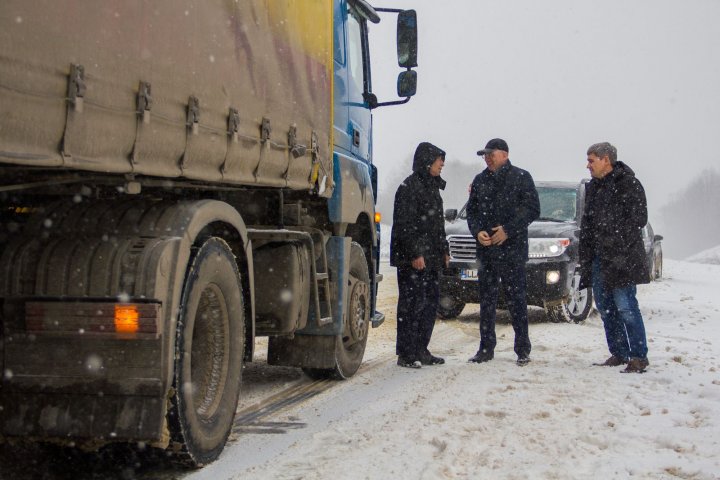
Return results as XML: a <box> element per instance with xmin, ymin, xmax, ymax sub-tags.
<box><xmin>267</xmin><ymin>334</ymin><xmax>336</xmax><ymax>370</ymax></box>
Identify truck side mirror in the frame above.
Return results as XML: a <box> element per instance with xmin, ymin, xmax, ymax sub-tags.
<box><xmin>373</xmin><ymin>7</ymin><xmax>418</xmax><ymax>108</ymax></box>
<box><xmin>397</xmin><ymin>70</ymin><xmax>417</xmax><ymax>98</ymax></box>
<box><xmin>397</xmin><ymin>10</ymin><xmax>417</xmax><ymax>68</ymax></box>
<box><xmin>444</xmin><ymin>208</ymin><xmax>458</xmax><ymax>222</ymax></box>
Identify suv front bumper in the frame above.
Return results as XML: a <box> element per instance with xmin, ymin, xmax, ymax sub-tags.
<box><xmin>439</xmin><ymin>257</ymin><xmax>576</xmax><ymax>308</ymax></box>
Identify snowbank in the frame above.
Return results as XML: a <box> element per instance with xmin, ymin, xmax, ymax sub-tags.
<box><xmin>685</xmin><ymin>244</ymin><xmax>720</xmax><ymax>265</ymax></box>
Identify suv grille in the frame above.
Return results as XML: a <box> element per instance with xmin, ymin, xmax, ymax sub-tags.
<box><xmin>448</xmin><ymin>235</ymin><xmax>476</xmax><ymax>261</ymax></box>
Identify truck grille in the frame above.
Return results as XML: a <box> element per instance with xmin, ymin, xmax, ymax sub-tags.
<box><xmin>448</xmin><ymin>235</ymin><xmax>476</xmax><ymax>261</ymax></box>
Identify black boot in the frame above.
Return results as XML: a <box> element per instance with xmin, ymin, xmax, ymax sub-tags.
<box><xmin>397</xmin><ymin>356</ymin><xmax>422</xmax><ymax>369</ymax></box>
<box><xmin>468</xmin><ymin>350</ymin><xmax>494</xmax><ymax>363</ymax></box>
<box><xmin>516</xmin><ymin>354</ymin><xmax>531</xmax><ymax>366</ymax></box>
<box><xmin>420</xmin><ymin>351</ymin><xmax>445</xmax><ymax>365</ymax></box>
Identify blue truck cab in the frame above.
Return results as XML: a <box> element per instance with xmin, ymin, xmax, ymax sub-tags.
<box><xmin>330</xmin><ymin>0</ymin><xmax>418</xmax><ymax>327</ymax></box>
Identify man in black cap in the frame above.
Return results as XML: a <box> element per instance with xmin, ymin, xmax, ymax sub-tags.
<box><xmin>390</xmin><ymin>142</ymin><xmax>450</xmax><ymax>368</ymax></box>
<box><xmin>466</xmin><ymin>138</ymin><xmax>540</xmax><ymax>366</ymax></box>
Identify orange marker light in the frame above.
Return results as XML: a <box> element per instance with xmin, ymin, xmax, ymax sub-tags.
<box><xmin>115</xmin><ymin>305</ymin><xmax>139</xmax><ymax>333</ymax></box>
<box><xmin>374</xmin><ymin>212</ymin><xmax>382</xmax><ymax>224</ymax></box>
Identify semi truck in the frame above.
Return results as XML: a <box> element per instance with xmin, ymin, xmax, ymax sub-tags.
<box><xmin>0</xmin><ymin>0</ymin><xmax>417</xmax><ymax>466</ymax></box>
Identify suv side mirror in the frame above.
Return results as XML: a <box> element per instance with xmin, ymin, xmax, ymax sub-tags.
<box><xmin>654</xmin><ymin>234</ymin><xmax>663</xmax><ymax>242</ymax></box>
<box><xmin>397</xmin><ymin>70</ymin><xmax>417</xmax><ymax>97</ymax></box>
<box><xmin>397</xmin><ymin>10</ymin><xmax>417</xmax><ymax>68</ymax></box>
<box><xmin>444</xmin><ymin>208</ymin><xmax>458</xmax><ymax>222</ymax></box>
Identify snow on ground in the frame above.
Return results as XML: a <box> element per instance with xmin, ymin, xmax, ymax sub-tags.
<box><xmin>380</xmin><ymin>222</ymin><xmax>392</xmax><ymax>260</ymax></box>
<box><xmin>191</xmin><ymin>259</ymin><xmax>720</xmax><ymax>480</ymax></box>
<box><xmin>686</xmin><ymin>245</ymin><xmax>720</xmax><ymax>265</ymax></box>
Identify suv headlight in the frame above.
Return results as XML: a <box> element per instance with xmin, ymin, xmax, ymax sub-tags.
<box><xmin>528</xmin><ymin>238</ymin><xmax>570</xmax><ymax>258</ymax></box>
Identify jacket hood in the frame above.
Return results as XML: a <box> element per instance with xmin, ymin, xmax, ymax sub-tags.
<box><xmin>412</xmin><ymin>142</ymin><xmax>446</xmax><ymax>173</ymax></box>
<box><xmin>592</xmin><ymin>161</ymin><xmax>635</xmax><ymax>187</ymax></box>
<box><xmin>613</xmin><ymin>161</ymin><xmax>635</xmax><ymax>177</ymax></box>
<box><xmin>607</xmin><ymin>161</ymin><xmax>635</xmax><ymax>181</ymax></box>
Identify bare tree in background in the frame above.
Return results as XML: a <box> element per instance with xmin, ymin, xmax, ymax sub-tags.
<box><xmin>660</xmin><ymin>168</ymin><xmax>720</xmax><ymax>259</ymax></box>
<box><xmin>378</xmin><ymin>158</ymin><xmax>481</xmax><ymax>225</ymax></box>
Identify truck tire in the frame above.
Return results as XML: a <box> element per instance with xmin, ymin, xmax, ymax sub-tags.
<box><xmin>168</xmin><ymin>237</ymin><xmax>245</xmax><ymax>466</ymax></box>
<box><xmin>545</xmin><ymin>271</ymin><xmax>592</xmax><ymax>323</ymax></box>
<box><xmin>437</xmin><ymin>296</ymin><xmax>466</xmax><ymax>319</ymax></box>
<box><xmin>303</xmin><ymin>242</ymin><xmax>370</xmax><ymax>380</ymax></box>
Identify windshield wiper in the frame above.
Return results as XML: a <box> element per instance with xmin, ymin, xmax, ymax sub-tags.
<box><xmin>536</xmin><ymin>217</ymin><xmax>567</xmax><ymax>222</ymax></box>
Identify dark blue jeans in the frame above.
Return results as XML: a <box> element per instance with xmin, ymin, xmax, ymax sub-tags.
<box><xmin>592</xmin><ymin>258</ymin><xmax>648</xmax><ymax>359</ymax></box>
<box><xmin>477</xmin><ymin>259</ymin><xmax>531</xmax><ymax>357</ymax></box>
<box><xmin>396</xmin><ymin>266</ymin><xmax>439</xmax><ymax>359</ymax></box>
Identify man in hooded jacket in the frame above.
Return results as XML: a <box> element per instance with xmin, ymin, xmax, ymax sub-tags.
<box><xmin>579</xmin><ymin>142</ymin><xmax>650</xmax><ymax>373</ymax></box>
<box><xmin>390</xmin><ymin>142</ymin><xmax>450</xmax><ymax>368</ymax></box>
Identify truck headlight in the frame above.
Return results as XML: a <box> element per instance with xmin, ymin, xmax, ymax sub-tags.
<box><xmin>528</xmin><ymin>238</ymin><xmax>570</xmax><ymax>258</ymax></box>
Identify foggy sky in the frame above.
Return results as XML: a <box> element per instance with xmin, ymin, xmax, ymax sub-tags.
<box><xmin>368</xmin><ymin>0</ymin><xmax>720</xmax><ymax>224</ymax></box>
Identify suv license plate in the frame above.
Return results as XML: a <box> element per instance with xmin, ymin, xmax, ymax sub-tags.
<box><xmin>461</xmin><ymin>269</ymin><xmax>478</xmax><ymax>281</ymax></box>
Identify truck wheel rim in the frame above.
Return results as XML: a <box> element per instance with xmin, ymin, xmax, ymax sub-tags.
<box><xmin>347</xmin><ymin>278</ymin><xmax>369</xmax><ymax>343</ymax></box>
<box><xmin>190</xmin><ymin>284</ymin><xmax>230</xmax><ymax>419</ymax></box>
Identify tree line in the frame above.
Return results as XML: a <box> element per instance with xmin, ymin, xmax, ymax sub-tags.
<box><xmin>659</xmin><ymin>168</ymin><xmax>720</xmax><ymax>260</ymax></box>
<box><xmin>377</xmin><ymin>157</ymin><xmax>479</xmax><ymax>225</ymax></box>
<box><xmin>378</xmin><ymin>161</ymin><xmax>720</xmax><ymax>261</ymax></box>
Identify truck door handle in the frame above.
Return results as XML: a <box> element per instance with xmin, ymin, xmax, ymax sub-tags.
<box><xmin>353</xmin><ymin>129</ymin><xmax>360</xmax><ymax>147</ymax></box>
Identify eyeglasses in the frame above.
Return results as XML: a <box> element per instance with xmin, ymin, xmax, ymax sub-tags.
<box><xmin>482</xmin><ymin>150</ymin><xmax>496</xmax><ymax>158</ymax></box>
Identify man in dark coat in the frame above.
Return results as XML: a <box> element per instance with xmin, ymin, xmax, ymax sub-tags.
<box><xmin>466</xmin><ymin>138</ymin><xmax>540</xmax><ymax>366</ymax></box>
<box><xmin>390</xmin><ymin>142</ymin><xmax>450</xmax><ymax>368</ymax></box>
<box><xmin>579</xmin><ymin>142</ymin><xmax>650</xmax><ymax>373</ymax></box>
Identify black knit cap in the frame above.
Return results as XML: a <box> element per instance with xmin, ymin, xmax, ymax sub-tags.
<box><xmin>477</xmin><ymin>138</ymin><xmax>509</xmax><ymax>155</ymax></box>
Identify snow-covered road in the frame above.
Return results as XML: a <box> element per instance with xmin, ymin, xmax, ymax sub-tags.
<box><xmin>188</xmin><ymin>259</ymin><xmax>720</xmax><ymax>480</ymax></box>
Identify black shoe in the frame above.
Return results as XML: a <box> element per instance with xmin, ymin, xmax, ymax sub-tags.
<box><xmin>468</xmin><ymin>350</ymin><xmax>494</xmax><ymax>363</ymax></box>
<box><xmin>420</xmin><ymin>351</ymin><xmax>445</xmax><ymax>365</ymax></box>
<box><xmin>516</xmin><ymin>355</ymin><xmax>531</xmax><ymax>366</ymax></box>
<box><xmin>397</xmin><ymin>356</ymin><xmax>422</xmax><ymax>369</ymax></box>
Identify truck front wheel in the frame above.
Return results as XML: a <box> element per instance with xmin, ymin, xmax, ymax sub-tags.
<box><xmin>168</xmin><ymin>237</ymin><xmax>245</xmax><ymax>466</ymax></box>
<box><xmin>304</xmin><ymin>242</ymin><xmax>370</xmax><ymax>380</ymax></box>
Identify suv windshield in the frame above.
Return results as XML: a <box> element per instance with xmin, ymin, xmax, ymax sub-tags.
<box><xmin>537</xmin><ymin>187</ymin><xmax>576</xmax><ymax>222</ymax></box>
<box><xmin>457</xmin><ymin>186</ymin><xmax>577</xmax><ymax>222</ymax></box>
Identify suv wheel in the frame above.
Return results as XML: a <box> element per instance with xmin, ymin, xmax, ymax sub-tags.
<box><xmin>437</xmin><ymin>296</ymin><xmax>466</xmax><ymax>319</ymax></box>
<box><xmin>545</xmin><ymin>272</ymin><xmax>592</xmax><ymax>323</ymax></box>
<box><xmin>654</xmin><ymin>253</ymin><xmax>663</xmax><ymax>280</ymax></box>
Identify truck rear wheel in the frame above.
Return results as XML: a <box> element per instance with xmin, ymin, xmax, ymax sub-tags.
<box><xmin>304</xmin><ymin>242</ymin><xmax>370</xmax><ymax>380</ymax></box>
<box><xmin>168</xmin><ymin>237</ymin><xmax>245</xmax><ymax>466</ymax></box>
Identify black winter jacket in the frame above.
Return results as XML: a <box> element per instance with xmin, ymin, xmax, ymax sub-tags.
<box><xmin>390</xmin><ymin>142</ymin><xmax>449</xmax><ymax>269</ymax></box>
<box><xmin>466</xmin><ymin>161</ymin><xmax>540</xmax><ymax>263</ymax></box>
<box><xmin>578</xmin><ymin>161</ymin><xmax>650</xmax><ymax>289</ymax></box>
